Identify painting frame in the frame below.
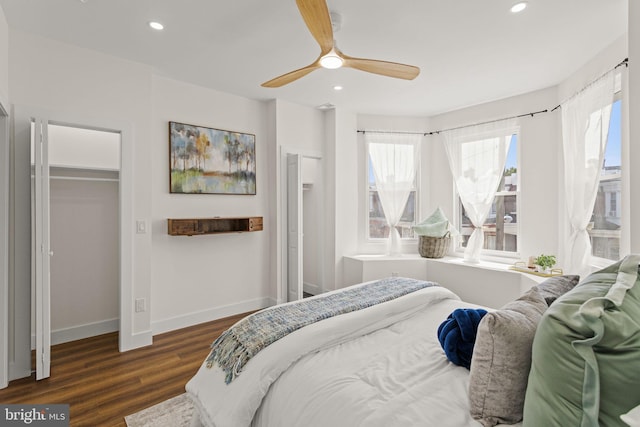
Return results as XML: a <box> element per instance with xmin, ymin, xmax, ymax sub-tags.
<box><xmin>169</xmin><ymin>121</ymin><xmax>256</xmax><ymax>195</ymax></box>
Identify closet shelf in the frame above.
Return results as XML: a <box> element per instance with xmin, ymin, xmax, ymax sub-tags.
<box><xmin>168</xmin><ymin>216</ymin><xmax>263</xmax><ymax>236</ymax></box>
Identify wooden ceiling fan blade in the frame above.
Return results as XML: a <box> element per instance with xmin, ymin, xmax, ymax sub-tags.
<box><xmin>261</xmin><ymin>63</ymin><xmax>321</xmax><ymax>88</ymax></box>
<box><xmin>296</xmin><ymin>0</ymin><xmax>334</xmax><ymax>54</ymax></box>
<box><xmin>342</xmin><ymin>56</ymin><xmax>420</xmax><ymax>80</ymax></box>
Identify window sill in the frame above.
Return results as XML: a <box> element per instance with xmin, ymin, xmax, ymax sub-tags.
<box><xmin>428</xmin><ymin>255</ymin><xmax>548</xmax><ymax>284</ymax></box>
<box><xmin>346</xmin><ymin>253</ymin><xmax>424</xmax><ymax>262</ymax></box>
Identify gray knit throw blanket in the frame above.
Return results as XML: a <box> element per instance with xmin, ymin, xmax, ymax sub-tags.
<box><xmin>206</xmin><ymin>277</ymin><xmax>438</xmax><ymax>384</ymax></box>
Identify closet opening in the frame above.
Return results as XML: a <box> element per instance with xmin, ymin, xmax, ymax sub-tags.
<box><xmin>31</xmin><ymin>123</ymin><xmax>121</xmax><ymax>361</ymax></box>
<box><xmin>282</xmin><ymin>149</ymin><xmax>324</xmax><ymax>303</ymax></box>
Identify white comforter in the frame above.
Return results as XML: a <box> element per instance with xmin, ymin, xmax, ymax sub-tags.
<box><xmin>186</xmin><ymin>284</ymin><xmax>519</xmax><ymax>427</ymax></box>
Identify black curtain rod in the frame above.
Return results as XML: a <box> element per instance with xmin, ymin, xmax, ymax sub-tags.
<box><xmin>358</xmin><ymin>57</ymin><xmax>628</xmax><ymax>136</ymax></box>
<box><xmin>550</xmin><ymin>57</ymin><xmax>628</xmax><ymax>112</ymax></box>
<box><xmin>357</xmin><ymin>109</ymin><xmax>547</xmax><ymax>137</ymax></box>
<box><xmin>424</xmin><ymin>109</ymin><xmax>547</xmax><ymax>135</ymax></box>
<box><xmin>356</xmin><ymin>130</ymin><xmax>426</xmax><ymax>136</ymax></box>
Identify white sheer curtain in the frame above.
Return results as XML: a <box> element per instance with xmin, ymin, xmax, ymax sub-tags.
<box><xmin>443</xmin><ymin>120</ymin><xmax>517</xmax><ymax>263</ymax></box>
<box><xmin>562</xmin><ymin>70</ymin><xmax>615</xmax><ymax>278</ymax></box>
<box><xmin>366</xmin><ymin>132</ymin><xmax>421</xmax><ymax>255</ymax></box>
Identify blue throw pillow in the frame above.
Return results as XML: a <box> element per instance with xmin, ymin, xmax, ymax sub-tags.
<box><xmin>437</xmin><ymin>308</ymin><xmax>488</xmax><ymax>369</ymax></box>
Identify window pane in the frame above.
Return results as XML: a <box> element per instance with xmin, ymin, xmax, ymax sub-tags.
<box><xmin>369</xmin><ymin>190</ymin><xmax>416</xmax><ymax>239</ymax></box>
<box><xmin>459</xmin><ymin>195</ymin><xmax>518</xmax><ymax>252</ymax></box>
<box><xmin>499</xmin><ymin>135</ymin><xmax>518</xmax><ymax>192</ymax></box>
<box><xmin>456</xmin><ymin>133</ymin><xmax>518</xmax><ymax>254</ymax></box>
<box><xmin>589</xmin><ymin>99</ymin><xmax>621</xmax><ymax>260</ymax></box>
<box><xmin>367</xmin><ymin>150</ymin><xmax>418</xmax><ymax>239</ymax></box>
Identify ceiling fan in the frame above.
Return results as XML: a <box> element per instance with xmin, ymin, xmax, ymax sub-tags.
<box><xmin>261</xmin><ymin>0</ymin><xmax>420</xmax><ymax>88</ymax></box>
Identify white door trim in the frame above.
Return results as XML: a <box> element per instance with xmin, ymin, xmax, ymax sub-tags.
<box><xmin>0</xmin><ymin>95</ymin><xmax>9</xmax><ymax>388</ymax></box>
<box><xmin>279</xmin><ymin>146</ymin><xmax>322</xmax><ymax>304</ymax></box>
<box><xmin>286</xmin><ymin>153</ymin><xmax>303</xmax><ymax>302</ymax></box>
<box><xmin>32</xmin><ymin>116</ymin><xmax>51</xmax><ymax>380</ymax></box>
<box><xmin>9</xmin><ymin>106</ymin><xmax>136</xmax><ymax>381</ymax></box>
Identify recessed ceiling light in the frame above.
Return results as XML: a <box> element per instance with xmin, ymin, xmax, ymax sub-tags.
<box><xmin>317</xmin><ymin>103</ymin><xmax>335</xmax><ymax>110</ymax></box>
<box><xmin>333</xmin><ymin>85</ymin><xmax>343</xmax><ymax>91</ymax></box>
<box><xmin>149</xmin><ymin>21</ymin><xmax>164</xmax><ymax>30</ymax></box>
<box><xmin>510</xmin><ymin>2</ymin><xmax>528</xmax><ymax>13</ymax></box>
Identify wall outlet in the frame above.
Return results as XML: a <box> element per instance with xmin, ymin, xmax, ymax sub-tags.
<box><xmin>135</xmin><ymin>298</ymin><xmax>146</xmax><ymax>312</ymax></box>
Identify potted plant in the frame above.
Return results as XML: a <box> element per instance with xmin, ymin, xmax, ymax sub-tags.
<box><xmin>534</xmin><ymin>254</ymin><xmax>556</xmax><ymax>274</ymax></box>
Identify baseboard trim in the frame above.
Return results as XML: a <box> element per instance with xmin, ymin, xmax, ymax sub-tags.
<box><xmin>151</xmin><ymin>297</ymin><xmax>276</xmax><ymax>336</ymax></box>
<box><xmin>120</xmin><ymin>330</ymin><xmax>153</xmax><ymax>352</ymax></box>
<box><xmin>303</xmin><ymin>281</ymin><xmax>322</xmax><ymax>296</ymax></box>
<box><xmin>31</xmin><ymin>318</ymin><xmax>120</xmax><ymax>349</ymax></box>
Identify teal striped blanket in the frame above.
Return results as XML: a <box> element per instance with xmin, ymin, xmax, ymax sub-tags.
<box><xmin>206</xmin><ymin>277</ymin><xmax>437</xmax><ymax>383</ymax></box>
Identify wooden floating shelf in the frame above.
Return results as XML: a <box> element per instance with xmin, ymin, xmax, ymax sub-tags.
<box><xmin>168</xmin><ymin>216</ymin><xmax>263</xmax><ymax>236</ymax></box>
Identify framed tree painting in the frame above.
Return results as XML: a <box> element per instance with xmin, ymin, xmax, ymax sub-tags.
<box><xmin>169</xmin><ymin>121</ymin><xmax>256</xmax><ymax>195</ymax></box>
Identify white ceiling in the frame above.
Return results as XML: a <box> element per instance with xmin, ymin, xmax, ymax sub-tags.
<box><xmin>0</xmin><ymin>0</ymin><xmax>628</xmax><ymax>116</ymax></box>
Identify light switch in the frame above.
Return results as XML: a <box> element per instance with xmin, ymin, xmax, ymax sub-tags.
<box><xmin>136</xmin><ymin>220</ymin><xmax>147</xmax><ymax>234</ymax></box>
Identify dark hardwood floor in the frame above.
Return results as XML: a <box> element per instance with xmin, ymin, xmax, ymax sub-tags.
<box><xmin>0</xmin><ymin>312</ymin><xmax>250</xmax><ymax>426</ymax></box>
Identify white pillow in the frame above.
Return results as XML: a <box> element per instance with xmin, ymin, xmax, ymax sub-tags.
<box><xmin>621</xmin><ymin>405</ymin><xmax>640</xmax><ymax>427</ymax></box>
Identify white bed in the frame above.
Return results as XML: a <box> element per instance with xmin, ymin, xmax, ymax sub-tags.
<box><xmin>186</xmin><ymin>281</ymin><xmax>521</xmax><ymax>427</ymax></box>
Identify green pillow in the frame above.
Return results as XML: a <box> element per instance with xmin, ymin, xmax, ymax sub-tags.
<box><xmin>523</xmin><ymin>255</ymin><xmax>640</xmax><ymax>427</ymax></box>
<box><xmin>412</xmin><ymin>207</ymin><xmax>450</xmax><ymax>237</ymax></box>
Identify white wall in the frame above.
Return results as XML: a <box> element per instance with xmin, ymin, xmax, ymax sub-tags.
<box><xmin>324</xmin><ymin>109</ymin><xmax>359</xmax><ymax>290</ymax></box>
<box><xmin>6</xmin><ymin>28</ymin><xmax>333</xmax><ymax>352</ymax></box>
<box><xmin>272</xmin><ymin>99</ymin><xmax>326</xmax><ymax>301</ymax></box>
<box><xmin>629</xmin><ymin>1</ymin><xmax>640</xmax><ymax>253</ymax></box>
<box><xmin>150</xmin><ymin>75</ymin><xmax>273</xmax><ymax>333</ymax></box>
<box><xmin>355</xmin><ymin>35</ymin><xmax>627</xmax><ymax>270</ymax></box>
<box><xmin>342</xmin><ymin>34</ymin><xmax>631</xmax><ymax>301</ymax></box>
<box><xmin>49</xmin><ymin>177</ymin><xmax>119</xmax><ymax>342</ymax></box>
<box><xmin>0</xmin><ymin>3</ymin><xmax>8</xmax><ymax>389</ymax></box>
<box><xmin>356</xmin><ymin>114</ymin><xmax>430</xmax><ymax>255</ymax></box>
<box><xmin>2</xmin><ymin>4</ymin><xmax>636</xmax><ymax>373</ymax></box>
<box><xmin>429</xmin><ymin>87</ymin><xmax>559</xmax><ymax>264</ymax></box>
<box><xmin>556</xmin><ymin>35</ymin><xmax>629</xmax><ymax>264</ymax></box>
<box><xmin>0</xmin><ymin>5</ymin><xmax>8</xmax><ymax>100</ymax></box>
<box><xmin>274</xmin><ymin>100</ymin><xmax>325</xmax><ymax>152</ymax></box>
<box><xmin>9</xmin><ymin>30</ymin><xmax>154</xmax><ymax>352</ymax></box>
<box><xmin>303</xmin><ymin>157</ymin><xmax>322</xmax><ymax>295</ymax></box>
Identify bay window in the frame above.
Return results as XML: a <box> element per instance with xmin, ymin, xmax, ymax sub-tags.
<box><xmin>457</xmin><ymin>134</ymin><xmax>519</xmax><ymax>256</ymax></box>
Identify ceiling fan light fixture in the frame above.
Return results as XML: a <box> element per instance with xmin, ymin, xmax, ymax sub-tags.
<box><xmin>260</xmin><ymin>0</ymin><xmax>419</xmax><ymax>87</ymax></box>
<box><xmin>148</xmin><ymin>21</ymin><xmax>164</xmax><ymax>30</ymax></box>
<box><xmin>320</xmin><ymin>52</ymin><xmax>343</xmax><ymax>69</ymax></box>
<box><xmin>510</xmin><ymin>2</ymin><xmax>528</xmax><ymax>13</ymax></box>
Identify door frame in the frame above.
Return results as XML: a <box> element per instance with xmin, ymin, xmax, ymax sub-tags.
<box><xmin>279</xmin><ymin>146</ymin><xmax>322</xmax><ymax>304</ymax></box>
<box><xmin>286</xmin><ymin>153</ymin><xmax>303</xmax><ymax>302</ymax></box>
<box><xmin>32</xmin><ymin>117</ymin><xmax>51</xmax><ymax>380</ymax></box>
<box><xmin>0</xmin><ymin>95</ymin><xmax>8</xmax><ymax>388</ymax></box>
<box><xmin>8</xmin><ymin>106</ymin><xmax>134</xmax><ymax>381</ymax></box>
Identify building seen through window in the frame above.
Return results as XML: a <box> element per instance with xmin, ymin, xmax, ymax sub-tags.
<box><xmin>590</xmin><ymin>98</ymin><xmax>622</xmax><ymax>260</ymax></box>
<box><xmin>458</xmin><ymin>134</ymin><xmax>519</xmax><ymax>253</ymax></box>
<box><xmin>368</xmin><ymin>157</ymin><xmax>417</xmax><ymax>239</ymax></box>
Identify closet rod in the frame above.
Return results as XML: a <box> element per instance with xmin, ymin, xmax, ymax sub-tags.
<box><xmin>50</xmin><ymin>176</ymin><xmax>119</xmax><ymax>183</ymax></box>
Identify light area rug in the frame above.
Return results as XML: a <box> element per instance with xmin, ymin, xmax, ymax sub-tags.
<box><xmin>125</xmin><ymin>393</ymin><xmax>193</xmax><ymax>427</ymax></box>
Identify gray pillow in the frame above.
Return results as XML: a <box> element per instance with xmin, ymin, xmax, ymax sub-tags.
<box><xmin>468</xmin><ymin>287</ymin><xmax>548</xmax><ymax>427</ymax></box>
<box><xmin>534</xmin><ymin>274</ymin><xmax>580</xmax><ymax>305</ymax></box>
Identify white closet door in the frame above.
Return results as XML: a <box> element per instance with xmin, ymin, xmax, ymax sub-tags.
<box><xmin>32</xmin><ymin>117</ymin><xmax>51</xmax><ymax>380</ymax></box>
<box><xmin>287</xmin><ymin>154</ymin><xmax>303</xmax><ymax>302</ymax></box>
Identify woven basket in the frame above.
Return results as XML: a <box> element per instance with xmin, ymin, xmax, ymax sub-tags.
<box><xmin>418</xmin><ymin>232</ymin><xmax>451</xmax><ymax>258</ymax></box>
